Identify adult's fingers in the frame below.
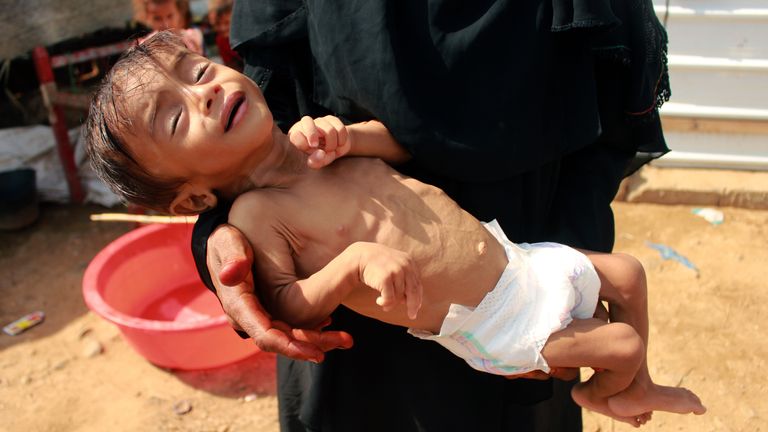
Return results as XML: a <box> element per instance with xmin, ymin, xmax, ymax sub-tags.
<box><xmin>504</xmin><ymin>370</ymin><xmax>551</xmax><ymax>380</ymax></box>
<box><xmin>217</xmin><ymin>283</ymin><xmax>326</xmax><ymax>362</ymax></box>
<box><xmin>503</xmin><ymin>367</ymin><xmax>579</xmax><ymax>381</ymax></box>
<box><xmin>258</xmin><ymin>328</ymin><xmax>328</xmax><ymax>362</ymax></box>
<box><xmin>548</xmin><ymin>367</ymin><xmax>580</xmax><ymax>381</ymax></box>
<box><xmin>218</xmin><ymin>259</ymin><xmax>252</xmax><ymax>288</ymax></box>
<box><xmin>316</xmin><ymin>316</ymin><xmax>333</xmax><ymax>329</ymax></box>
<box><xmin>217</xmin><ymin>282</ymin><xmax>269</xmax><ymax>339</ymax></box>
<box><xmin>290</xmin><ymin>327</ymin><xmax>354</xmax><ymax>351</ymax></box>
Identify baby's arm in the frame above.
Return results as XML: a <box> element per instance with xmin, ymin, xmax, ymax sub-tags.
<box><xmin>289</xmin><ymin>116</ymin><xmax>411</xmax><ymax>168</ymax></box>
<box><xmin>229</xmin><ymin>192</ymin><xmax>422</xmax><ymax>328</ymax></box>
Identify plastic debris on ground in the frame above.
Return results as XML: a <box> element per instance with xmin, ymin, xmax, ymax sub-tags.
<box><xmin>645</xmin><ymin>241</ymin><xmax>699</xmax><ymax>274</ymax></box>
<box><xmin>692</xmin><ymin>207</ymin><xmax>724</xmax><ymax>225</ymax></box>
<box><xmin>3</xmin><ymin>311</ymin><xmax>45</xmax><ymax>336</ymax></box>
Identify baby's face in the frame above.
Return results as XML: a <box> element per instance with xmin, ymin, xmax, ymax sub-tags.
<box><xmin>121</xmin><ymin>47</ymin><xmax>274</xmax><ymax>189</ymax></box>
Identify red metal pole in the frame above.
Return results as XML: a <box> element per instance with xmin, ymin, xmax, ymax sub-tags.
<box><xmin>32</xmin><ymin>46</ymin><xmax>84</xmax><ymax>203</ymax></box>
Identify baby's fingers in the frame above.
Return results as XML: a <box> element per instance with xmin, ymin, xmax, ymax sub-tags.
<box><xmin>289</xmin><ymin>116</ymin><xmax>321</xmax><ymax>151</ymax></box>
<box><xmin>314</xmin><ymin>117</ymin><xmax>338</xmax><ymax>153</ymax></box>
<box><xmin>307</xmin><ymin>149</ymin><xmax>328</xmax><ymax>169</ymax></box>
<box><xmin>375</xmin><ymin>281</ymin><xmax>398</xmax><ymax>311</ymax></box>
<box><xmin>288</xmin><ymin>129</ymin><xmax>310</xmax><ymax>153</ymax></box>
<box><xmin>315</xmin><ymin>116</ymin><xmax>348</xmax><ymax>154</ymax></box>
<box><xmin>307</xmin><ymin>149</ymin><xmax>340</xmax><ymax>169</ymax></box>
<box><xmin>405</xmin><ymin>276</ymin><xmax>422</xmax><ymax>320</ymax></box>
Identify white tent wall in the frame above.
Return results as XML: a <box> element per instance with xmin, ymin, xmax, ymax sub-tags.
<box><xmin>654</xmin><ymin>0</ymin><xmax>768</xmax><ymax>170</ymax></box>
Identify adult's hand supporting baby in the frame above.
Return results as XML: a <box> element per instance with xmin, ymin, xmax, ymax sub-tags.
<box><xmin>207</xmin><ymin>224</ymin><xmax>354</xmax><ymax>362</ymax></box>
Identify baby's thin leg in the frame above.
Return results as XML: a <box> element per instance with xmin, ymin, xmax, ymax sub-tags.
<box><xmin>584</xmin><ymin>252</ymin><xmax>649</xmax><ymax>376</ymax></box>
<box><xmin>580</xmin><ymin>252</ymin><xmax>654</xmax><ymax>407</ymax></box>
<box><xmin>542</xmin><ymin>318</ymin><xmax>644</xmax><ymax>425</ymax></box>
<box><xmin>584</xmin><ymin>251</ymin><xmax>706</xmax><ymax>417</ymax></box>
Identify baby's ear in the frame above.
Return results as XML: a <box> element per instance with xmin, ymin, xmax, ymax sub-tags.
<box><xmin>170</xmin><ymin>184</ymin><xmax>218</xmax><ymax>215</ymax></box>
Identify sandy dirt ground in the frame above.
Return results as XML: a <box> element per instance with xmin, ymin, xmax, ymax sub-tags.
<box><xmin>1</xmin><ymin>201</ymin><xmax>766</xmax><ymax>431</ymax></box>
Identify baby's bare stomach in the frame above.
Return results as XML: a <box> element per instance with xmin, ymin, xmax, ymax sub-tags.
<box><xmin>295</xmin><ymin>159</ymin><xmax>509</xmax><ymax>330</ymax></box>
<box><xmin>347</xmin><ymin>224</ymin><xmax>508</xmax><ymax>333</ymax></box>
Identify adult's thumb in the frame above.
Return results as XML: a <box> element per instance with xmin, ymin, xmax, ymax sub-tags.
<box><xmin>208</xmin><ymin>225</ymin><xmax>253</xmax><ymax>286</ymax></box>
<box><xmin>219</xmin><ymin>258</ymin><xmax>252</xmax><ymax>286</ymax></box>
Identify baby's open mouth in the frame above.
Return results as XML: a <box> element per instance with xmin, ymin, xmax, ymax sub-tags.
<box><xmin>225</xmin><ymin>95</ymin><xmax>245</xmax><ymax>132</ymax></box>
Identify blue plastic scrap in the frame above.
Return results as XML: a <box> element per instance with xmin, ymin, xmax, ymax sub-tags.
<box><xmin>645</xmin><ymin>241</ymin><xmax>699</xmax><ymax>273</ymax></box>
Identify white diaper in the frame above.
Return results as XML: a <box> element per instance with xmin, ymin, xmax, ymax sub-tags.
<box><xmin>408</xmin><ymin>220</ymin><xmax>600</xmax><ymax>375</ymax></box>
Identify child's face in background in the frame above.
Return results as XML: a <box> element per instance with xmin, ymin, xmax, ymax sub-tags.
<box><xmin>213</xmin><ymin>9</ymin><xmax>232</xmax><ymax>35</ymax></box>
<box><xmin>120</xmin><ymin>47</ymin><xmax>274</xmax><ymax>189</ymax></box>
<box><xmin>146</xmin><ymin>1</ymin><xmax>184</xmax><ymax>30</ymax></box>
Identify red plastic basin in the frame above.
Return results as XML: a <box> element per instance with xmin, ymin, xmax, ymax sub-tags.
<box><xmin>82</xmin><ymin>223</ymin><xmax>260</xmax><ymax>370</ymax></box>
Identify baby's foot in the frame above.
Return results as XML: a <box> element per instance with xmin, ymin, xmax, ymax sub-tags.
<box><xmin>607</xmin><ymin>381</ymin><xmax>706</xmax><ymax>418</ymax></box>
<box><xmin>572</xmin><ymin>383</ymin><xmax>650</xmax><ymax>428</ymax></box>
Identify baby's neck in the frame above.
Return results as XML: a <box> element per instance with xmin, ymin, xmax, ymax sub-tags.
<box><xmin>242</xmin><ymin>130</ymin><xmax>309</xmax><ymax>192</ymax></box>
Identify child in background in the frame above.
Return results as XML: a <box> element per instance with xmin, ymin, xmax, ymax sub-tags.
<box><xmin>133</xmin><ymin>0</ymin><xmax>204</xmax><ymax>55</ymax></box>
<box><xmin>84</xmin><ymin>32</ymin><xmax>705</xmax><ymax>427</ymax></box>
<box><xmin>207</xmin><ymin>0</ymin><xmax>241</xmax><ymax>71</ymax></box>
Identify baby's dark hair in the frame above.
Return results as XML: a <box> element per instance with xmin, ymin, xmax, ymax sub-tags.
<box><xmin>84</xmin><ymin>31</ymin><xmax>187</xmax><ymax>213</ymax></box>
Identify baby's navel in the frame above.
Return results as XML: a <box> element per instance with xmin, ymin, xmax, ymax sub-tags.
<box><xmin>477</xmin><ymin>241</ymin><xmax>487</xmax><ymax>256</ymax></box>
<box><xmin>336</xmin><ymin>225</ymin><xmax>348</xmax><ymax>236</ymax></box>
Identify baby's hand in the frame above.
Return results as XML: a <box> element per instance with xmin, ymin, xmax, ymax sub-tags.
<box><xmin>354</xmin><ymin>242</ymin><xmax>423</xmax><ymax>320</ymax></box>
<box><xmin>288</xmin><ymin>116</ymin><xmax>352</xmax><ymax>169</ymax></box>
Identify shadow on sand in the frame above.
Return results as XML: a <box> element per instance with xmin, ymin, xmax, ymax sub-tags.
<box><xmin>170</xmin><ymin>351</ymin><xmax>277</xmax><ymax>398</ymax></box>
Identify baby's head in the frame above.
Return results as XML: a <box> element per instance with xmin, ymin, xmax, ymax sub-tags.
<box><xmin>85</xmin><ymin>31</ymin><xmax>274</xmax><ymax>215</ymax></box>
